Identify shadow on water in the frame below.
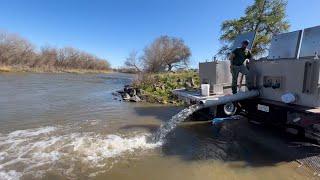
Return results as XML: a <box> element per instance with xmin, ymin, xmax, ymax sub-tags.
<box><xmin>119</xmin><ymin>105</ymin><xmax>183</xmax><ymax>135</ymax></box>
<box><xmin>130</xmin><ymin>105</ymin><xmax>320</xmax><ymax>169</ymax></box>
<box><xmin>133</xmin><ymin>105</ymin><xmax>184</xmax><ymax>123</ymax></box>
<box><xmin>120</xmin><ymin>124</ymin><xmax>159</xmax><ymax>133</ymax></box>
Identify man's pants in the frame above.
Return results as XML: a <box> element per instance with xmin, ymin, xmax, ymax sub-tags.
<box><xmin>231</xmin><ymin>65</ymin><xmax>249</xmax><ymax>94</ymax></box>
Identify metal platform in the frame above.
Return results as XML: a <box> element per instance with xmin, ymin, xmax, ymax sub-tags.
<box><xmin>172</xmin><ymin>88</ymin><xmax>260</xmax><ymax>108</ymax></box>
<box><xmin>172</xmin><ymin>88</ymin><xmax>228</xmax><ymax>103</ymax></box>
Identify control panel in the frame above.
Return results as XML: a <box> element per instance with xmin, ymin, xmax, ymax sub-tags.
<box><xmin>263</xmin><ymin>76</ymin><xmax>282</xmax><ymax>89</ymax></box>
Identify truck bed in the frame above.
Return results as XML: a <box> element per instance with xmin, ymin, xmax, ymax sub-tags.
<box><xmin>172</xmin><ymin>88</ymin><xmax>229</xmax><ymax>103</ymax></box>
<box><xmin>173</xmin><ymin>88</ymin><xmax>320</xmax><ymax>114</ymax></box>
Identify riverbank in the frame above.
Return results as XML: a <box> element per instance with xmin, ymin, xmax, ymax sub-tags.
<box><xmin>0</xmin><ymin>65</ymin><xmax>112</xmax><ymax>74</ymax></box>
<box><xmin>0</xmin><ymin>72</ymin><xmax>315</xmax><ymax>179</ymax></box>
<box><xmin>125</xmin><ymin>70</ymin><xmax>199</xmax><ymax>105</ymax></box>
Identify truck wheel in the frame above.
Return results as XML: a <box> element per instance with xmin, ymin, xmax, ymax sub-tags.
<box><xmin>285</xmin><ymin>125</ymin><xmax>305</xmax><ymax>138</ymax></box>
<box><xmin>223</xmin><ymin>102</ymin><xmax>237</xmax><ymax>116</ymax></box>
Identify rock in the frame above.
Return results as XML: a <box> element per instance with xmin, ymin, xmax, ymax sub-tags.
<box><xmin>128</xmin><ymin>88</ymin><xmax>136</xmax><ymax>96</ymax></box>
<box><xmin>130</xmin><ymin>95</ymin><xmax>141</xmax><ymax>102</ymax></box>
<box><xmin>112</xmin><ymin>92</ymin><xmax>119</xmax><ymax>96</ymax></box>
<box><xmin>190</xmin><ymin>78</ymin><xmax>195</xmax><ymax>87</ymax></box>
<box><xmin>136</xmin><ymin>89</ymin><xmax>142</xmax><ymax>96</ymax></box>
<box><xmin>185</xmin><ymin>81</ymin><xmax>192</xmax><ymax>89</ymax></box>
<box><xmin>137</xmin><ymin>89</ymin><xmax>145</xmax><ymax>96</ymax></box>
<box><xmin>123</xmin><ymin>85</ymin><xmax>131</xmax><ymax>92</ymax></box>
<box><xmin>116</xmin><ymin>90</ymin><xmax>124</xmax><ymax>94</ymax></box>
<box><xmin>123</xmin><ymin>85</ymin><xmax>136</xmax><ymax>96</ymax></box>
<box><xmin>122</xmin><ymin>93</ymin><xmax>131</xmax><ymax>101</ymax></box>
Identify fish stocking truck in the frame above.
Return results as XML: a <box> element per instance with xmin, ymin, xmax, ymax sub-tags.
<box><xmin>173</xmin><ymin>25</ymin><xmax>320</xmax><ymax>142</ymax></box>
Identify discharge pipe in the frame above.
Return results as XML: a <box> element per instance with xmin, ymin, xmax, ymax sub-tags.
<box><xmin>199</xmin><ymin>90</ymin><xmax>260</xmax><ymax>108</ymax></box>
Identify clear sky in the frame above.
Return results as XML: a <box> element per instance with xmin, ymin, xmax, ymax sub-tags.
<box><xmin>0</xmin><ymin>0</ymin><xmax>319</xmax><ymax>68</ymax></box>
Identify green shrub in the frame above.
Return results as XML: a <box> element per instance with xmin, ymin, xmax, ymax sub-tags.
<box><xmin>132</xmin><ymin>70</ymin><xmax>199</xmax><ymax>104</ymax></box>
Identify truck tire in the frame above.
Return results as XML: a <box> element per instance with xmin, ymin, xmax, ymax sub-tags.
<box><xmin>223</xmin><ymin>102</ymin><xmax>237</xmax><ymax>116</ymax></box>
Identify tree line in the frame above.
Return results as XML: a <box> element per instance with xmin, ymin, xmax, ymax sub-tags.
<box><xmin>0</xmin><ymin>31</ymin><xmax>110</xmax><ymax>71</ymax></box>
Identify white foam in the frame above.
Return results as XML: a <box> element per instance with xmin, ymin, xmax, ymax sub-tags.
<box><xmin>0</xmin><ymin>126</ymin><xmax>161</xmax><ymax>179</ymax></box>
<box><xmin>0</xmin><ymin>170</ymin><xmax>22</xmax><ymax>180</ymax></box>
<box><xmin>71</xmin><ymin>134</ymin><xmax>160</xmax><ymax>167</ymax></box>
<box><xmin>8</xmin><ymin>126</ymin><xmax>56</xmax><ymax>138</ymax></box>
<box><xmin>0</xmin><ymin>152</ymin><xmax>7</xmax><ymax>161</ymax></box>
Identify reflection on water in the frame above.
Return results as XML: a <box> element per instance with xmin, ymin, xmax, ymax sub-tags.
<box><xmin>0</xmin><ymin>73</ymin><xmax>315</xmax><ymax>179</ymax></box>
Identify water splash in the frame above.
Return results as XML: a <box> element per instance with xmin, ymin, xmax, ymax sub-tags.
<box><xmin>152</xmin><ymin>104</ymin><xmax>201</xmax><ymax>142</ymax></box>
<box><xmin>0</xmin><ymin>126</ymin><xmax>161</xmax><ymax>179</ymax></box>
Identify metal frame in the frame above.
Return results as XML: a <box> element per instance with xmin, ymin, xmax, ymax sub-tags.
<box><xmin>267</xmin><ymin>30</ymin><xmax>302</xmax><ymax>59</ymax></box>
<box><xmin>299</xmin><ymin>25</ymin><xmax>320</xmax><ymax>58</ymax></box>
<box><xmin>231</xmin><ymin>32</ymin><xmax>256</xmax><ymax>51</ymax></box>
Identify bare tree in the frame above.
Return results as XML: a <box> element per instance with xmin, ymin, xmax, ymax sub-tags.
<box><xmin>39</xmin><ymin>46</ymin><xmax>58</xmax><ymax>68</ymax></box>
<box><xmin>0</xmin><ymin>30</ymin><xmax>111</xmax><ymax>71</ymax></box>
<box><xmin>142</xmin><ymin>36</ymin><xmax>191</xmax><ymax>72</ymax></box>
<box><xmin>0</xmin><ymin>31</ymin><xmax>35</xmax><ymax>66</ymax></box>
<box><xmin>124</xmin><ymin>50</ymin><xmax>142</xmax><ymax>72</ymax></box>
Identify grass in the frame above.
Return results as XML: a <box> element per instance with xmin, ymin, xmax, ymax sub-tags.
<box><xmin>132</xmin><ymin>70</ymin><xmax>200</xmax><ymax>104</ymax></box>
<box><xmin>0</xmin><ymin>65</ymin><xmax>112</xmax><ymax>74</ymax></box>
<box><xmin>0</xmin><ymin>66</ymin><xmax>11</xmax><ymax>72</ymax></box>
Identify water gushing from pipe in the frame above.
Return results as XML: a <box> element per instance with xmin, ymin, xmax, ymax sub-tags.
<box><xmin>151</xmin><ymin>104</ymin><xmax>201</xmax><ymax>142</ymax></box>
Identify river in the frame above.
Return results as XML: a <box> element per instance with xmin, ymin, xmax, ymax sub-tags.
<box><xmin>0</xmin><ymin>73</ymin><xmax>314</xmax><ymax>179</ymax></box>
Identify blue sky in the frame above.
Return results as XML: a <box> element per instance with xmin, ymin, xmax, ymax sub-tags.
<box><xmin>0</xmin><ymin>0</ymin><xmax>319</xmax><ymax>68</ymax></box>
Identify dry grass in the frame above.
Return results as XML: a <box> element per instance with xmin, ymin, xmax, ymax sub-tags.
<box><xmin>0</xmin><ymin>66</ymin><xmax>12</xmax><ymax>72</ymax></box>
<box><xmin>0</xmin><ymin>65</ymin><xmax>113</xmax><ymax>74</ymax></box>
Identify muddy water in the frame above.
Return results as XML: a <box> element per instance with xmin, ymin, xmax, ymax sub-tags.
<box><xmin>0</xmin><ymin>73</ymin><xmax>314</xmax><ymax>179</ymax></box>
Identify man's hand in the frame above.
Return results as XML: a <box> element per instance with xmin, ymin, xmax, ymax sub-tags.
<box><xmin>244</xmin><ymin>59</ymin><xmax>250</xmax><ymax>64</ymax></box>
<box><xmin>229</xmin><ymin>53</ymin><xmax>235</xmax><ymax>61</ymax></box>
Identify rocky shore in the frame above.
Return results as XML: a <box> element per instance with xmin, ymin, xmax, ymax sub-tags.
<box><xmin>116</xmin><ymin>85</ymin><xmax>143</xmax><ymax>102</ymax></box>
<box><xmin>114</xmin><ymin>71</ymin><xmax>199</xmax><ymax>104</ymax></box>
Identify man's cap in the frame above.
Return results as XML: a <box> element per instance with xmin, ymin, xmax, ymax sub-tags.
<box><xmin>242</xmin><ymin>40</ymin><xmax>250</xmax><ymax>45</ymax></box>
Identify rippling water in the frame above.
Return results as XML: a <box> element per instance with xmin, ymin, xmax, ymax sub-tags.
<box><xmin>0</xmin><ymin>73</ymin><xmax>314</xmax><ymax>180</ymax></box>
<box><xmin>0</xmin><ymin>73</ymin><xmax>163</xmax><ymax>179</ymax></box>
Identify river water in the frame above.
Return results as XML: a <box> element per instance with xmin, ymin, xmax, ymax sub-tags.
<box><xmin>0</xmin><ymin>73</ymin><xmax>314</xmax><ymax>179</ymax></box>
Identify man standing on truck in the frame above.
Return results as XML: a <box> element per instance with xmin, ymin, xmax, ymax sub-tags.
<box><xmin>229</xmin><ymin>40</ymin><xmax>252</xmax><ymax>94</ymax></box>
